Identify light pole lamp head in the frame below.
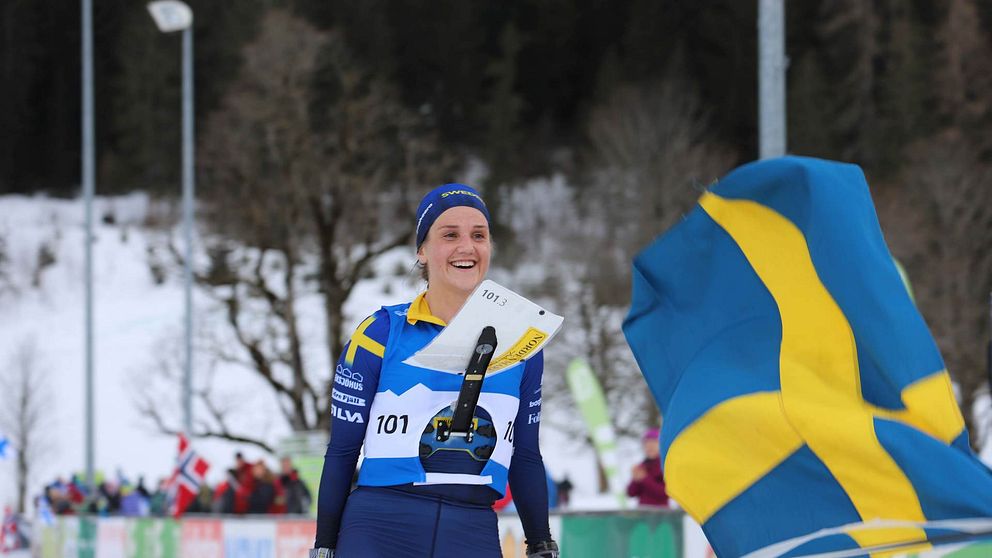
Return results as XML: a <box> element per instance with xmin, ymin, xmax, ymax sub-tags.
<box><xmin>147</xmin><ymin>0</ymin><xmax>192</xmax><ymax>33</ymax></box>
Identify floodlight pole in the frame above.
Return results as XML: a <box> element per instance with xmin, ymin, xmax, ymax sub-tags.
<box><xmin>180</xmin><ymin>20</ymin><xmax>195</xmax><ymax>437</ymax></box>
<box><xmin>81</xmin><ymin>0</ymin><xmax>96</xmax><ymax>494</ymax></box>
<box><xmin>147</xmin><ymin>0</ymin><xmax>195</xmax><ymax>435</ymax></box>
<box><xmin>758</xmin><ymin>0</ymin><xmax>787</xmax><ymax>159</ymax></box>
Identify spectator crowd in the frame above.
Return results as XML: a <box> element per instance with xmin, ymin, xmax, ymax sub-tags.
<box><xmin>39</xmin><ymin>453</ymin><xmax>312</xmax><ymax>518</ymax></box>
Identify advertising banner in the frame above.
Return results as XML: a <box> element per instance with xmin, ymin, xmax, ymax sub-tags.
<box><xmin>78</xmin><ymin>517</ymin><xmax>97</xmax><ymax>558</ymax></box>
<box><xmin>565</xmin><ymin>358</ymin><xmax>623</xmax><ymax>499</ymax></box>
<box><xmin>130</xmin><ymin>518</ymin><xmax>178</xmax><ymax>558</ymax></box>
<box><xmin>180</xmin><ymin>519</ymin><xmax>223</xmax><ymax>558</ymax></box>
<box><xmin>38</xmin><ymin>515</ymin><xmax>67</xmax><ymax>558</ymax></box>
<box><xmin>94</xmin><ymin>517</ymin><xmax>128</xmax><ymax>558</ymax></box>
<box><xmin>275</xmin><ymin>519</ymin><xmax>315</xmax><ymax>558</ymax></box>
<box><xmin>34</xmin><ymin>514</ymin><xmax>992</xmax><ymax>558</ymax></box>
<box><xmin>559</xmin><ymin>512</ymin><xmax>683</xmax><ymax>558</ymax></box>
<box><xmin>222</xmin><ymin>519</ymin><xmax>275</xmax><ymax>558</ymax></box>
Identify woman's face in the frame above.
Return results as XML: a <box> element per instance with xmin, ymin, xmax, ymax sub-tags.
<box><xmin>418</xmin><ymin>206</ymin><xmax>491</xmax><ymax>296</ymax></box>
<box><xmin>643</xmin><ymin>438</ymin><xmax>660</xmax><ymax>459</ymax></box>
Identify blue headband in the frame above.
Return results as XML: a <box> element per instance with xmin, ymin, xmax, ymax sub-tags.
<box><xmin>415</xmin><ymin>183</ymin><xmax>490</xmax><ymax>248</ymax></box>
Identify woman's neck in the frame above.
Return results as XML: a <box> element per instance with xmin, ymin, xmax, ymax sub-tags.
<box><xmin>424</xmin><ymin>286</ymin><xmax>469</xmax><ymax>324</ymax></box>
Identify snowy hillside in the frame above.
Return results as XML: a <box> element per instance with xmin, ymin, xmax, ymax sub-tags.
<box><xmin>0</xmin><ymin>194</ymin><xmax>629</xmax><ymax>511</ymax></box>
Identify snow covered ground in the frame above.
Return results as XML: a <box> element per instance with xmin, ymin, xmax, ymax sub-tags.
<box><xmin>0</xmin><ymin>194</ymin><xmax>636</xmax><ymax>512</ymax></box>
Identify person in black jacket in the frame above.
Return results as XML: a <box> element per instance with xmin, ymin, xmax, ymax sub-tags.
<box><xmin>279</xmin><ymin>457</ymin><xmax>312</xmax><ymax>514</ymax></box>
<box><xmin>247</xmin><ymin>461</ymin><xmax>282</xmax><ymax>514</ymax></box>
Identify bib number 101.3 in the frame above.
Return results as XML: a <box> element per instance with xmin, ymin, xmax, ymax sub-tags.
<box><xmin>480</xmin><ymin>289</ymin><xmax>507</xmax><ymax>307</ymax></box>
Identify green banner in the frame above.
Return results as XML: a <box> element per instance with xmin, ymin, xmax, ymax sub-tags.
<box><xmin>131</xmin><ymin>517</ymin><xmax>179</xmax><ymax>558</ymax></box>
<box><xmin>566</xmin><ymin>358</ymin><xmax>621</xmax><ymax>495</ymax></box>
<box><xmin>902</xmin><ymin>540</ymin><xmax>992</xmax><ymax>558</ymax></box>
<box><xmin>78</xmin><ymin>517</ymin><xmax>97</xmax><ymax>558</ymax></box>
<box><xmin>943</xmin><ymin>542</ymin><xmax>992</xmax><ymax>557</ymax></box>
<box><xmin>560</xmin><ymin>513</ymin><xmax>683</xmax><ymax>558</ymax></box>
<box><xmin>294</xmin><ymin>455</ymin><xmax>324</xmax><ymax>516</ymax></box>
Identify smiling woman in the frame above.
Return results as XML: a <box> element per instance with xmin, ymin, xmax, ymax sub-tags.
<box><xmin>312</xmin><ymin>184</ymin><xmax>559</xmax><ymax>558</ymax></box>
<box><xmin>417</xmin><ymin>206</ymin><xmax>492</xmax><ymax>322</ymax></box>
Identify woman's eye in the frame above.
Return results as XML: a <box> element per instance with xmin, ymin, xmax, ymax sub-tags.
<box><xmin>444</xmin><ymin>232</ymin><xmax>457</xmax><ymax>239</ymax></box>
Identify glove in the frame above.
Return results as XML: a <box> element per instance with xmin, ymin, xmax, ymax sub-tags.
<box><xmin>526</xmin><ymin>539</ymin><xmax>559</xmax><ymax>558</ymax></box>
<box><xmin>309</xmin><ymin>549</ymin><xmax>333</xmax><ymax>558</ymax></box>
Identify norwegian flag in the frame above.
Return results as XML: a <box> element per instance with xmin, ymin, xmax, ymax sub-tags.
<box><xmin>0</xmin><ymin>506</ymin><xmax>23</xmax><ymax>551</ymax></box>
<box><xmin>167</xmin><ymin>433</ymin><xmax>210</xmax><ymax>518</ymax></box>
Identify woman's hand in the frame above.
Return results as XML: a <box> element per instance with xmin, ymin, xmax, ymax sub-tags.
<box><xmin>526</xmin><ymin>540</ymin><xmax>559</xmax><ymax>558</ymax></box>
<box><xmin>631</xmin><ymin>464</ymin><xmax>646</xmax><ymax>482</ymax></box>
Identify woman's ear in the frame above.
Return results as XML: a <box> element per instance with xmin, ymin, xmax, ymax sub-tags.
<box><xmin>416</xmin><ymin>247</ymin><xmax>427</xmax><ymax>265</ymax></box>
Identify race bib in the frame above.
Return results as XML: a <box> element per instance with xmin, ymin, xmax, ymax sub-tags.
<box><xmin>402</xmin><ymin>280</ymin><xmax>563</xmax><ymax>374</ymax></box>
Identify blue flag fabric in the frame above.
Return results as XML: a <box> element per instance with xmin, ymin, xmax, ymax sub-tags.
<box><xmin>35</xmin><ymin>497</ymin><xmax>55</xmax><ymax>527</ymax></box>
<box><xmin>622</xmin><ymin>156</ymin><xmax>992</xmax><ymax>557</ymax></box>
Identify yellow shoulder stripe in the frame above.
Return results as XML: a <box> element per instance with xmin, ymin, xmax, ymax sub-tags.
<box><xmin>344</xmin><ymin>315</ymin><xmax>385</xmax><ymax>366</ymax></box>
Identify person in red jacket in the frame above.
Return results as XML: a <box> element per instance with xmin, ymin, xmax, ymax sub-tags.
<box><xmin>626</xmin><ymin>427</ymin><xmax>669</xmax><ymax>507</ymax></box>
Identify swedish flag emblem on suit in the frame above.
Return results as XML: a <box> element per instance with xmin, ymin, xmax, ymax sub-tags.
<box><xmin>623</xmin><ymin>156</ymin><xmax>992</xmax><ymax>557</ymax></box>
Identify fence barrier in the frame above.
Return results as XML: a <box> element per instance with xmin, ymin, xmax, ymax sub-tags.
<box><xmin>31</xmin><ymin>510</ymin><xmax>709</xmax><ymax>558</ymax></box>
<box><xmin>34</xmin><ymin>511</ymin><xmax>992</xmax><ymax>557</ymax></box>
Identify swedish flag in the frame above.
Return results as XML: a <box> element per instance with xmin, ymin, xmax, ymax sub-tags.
<box><xmin>623</xmin><ymin>157</ymin><xmax>992</xmax><ymax>557</ymax></box>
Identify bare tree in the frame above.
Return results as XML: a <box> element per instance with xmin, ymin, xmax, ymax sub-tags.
<box><xmin>0</xmin><ymin>338</ymin><xmax>55</xmax><ymax>513</ymax></box>
<box><xmin>496</xmin><ymin>78</ymin><xmax>735</xmax><ymax>490</ymax></box>
<box><xmin>0</xmin><ymin>229</ymin><xmax>12</xmax><ymax>297</ymax></box>
<box><xmin>130</xmin><ymin>329</ymin><xmax>278</xmax><ymax>454</ymax></box>
<box><xmin>874</xmin><ymin>0</ymin><xmax>992</xmax><ymax>446</ymax></box>
<box><xmin>935</xmin><ymin>0</ymin><xmax>992</xmax><ymax>154</ymax></box>
<box><xmin>140</xmin><ymin>9</ymin><xmax>454</xmax><ymax>448</ymax></box>
<box><xmin>815</xmin><ymin>0</ymin><xmax>881</xmax><ymax>163</ymax></box>
<box><xmin>893</xmin><ymin>132</ymin><xmax>992</xmax><ymax>442</ymax></box>
<box><xmin>583</xmin><ymin>79</ymin><xmax>735</xmax><ymax>253</ymax></box>
<box><xmin>569</xmin><ymin>77</ymin><xmax>735</xmax><ymax>432</ymax></box>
